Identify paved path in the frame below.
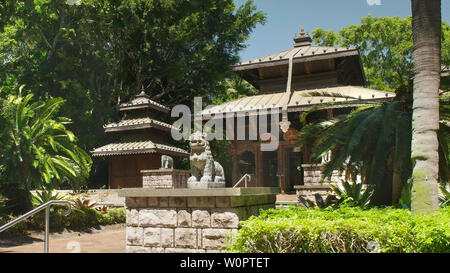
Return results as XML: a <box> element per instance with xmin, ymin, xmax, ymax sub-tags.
<box><xmin>0</xmin><ymin>227</ymin><xmax>125</xmax><ymax>253</ymax></box>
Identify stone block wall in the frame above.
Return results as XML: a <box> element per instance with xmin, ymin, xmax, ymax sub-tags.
<box><xmin>141</xmin><ymin>169</ymin><xmax>190</xmax><ymax>189</ymax></box>
<box><xmin>302</xmin><ymin>164</ymin><xmax>345</xmax><ymax>184</ymax></box>
<box><xmin>121</xmin><ymin>188</ymin><xmax>279</xmax><ymax>253</ymax></box>
<box><xmin>296</xmin><ymin>164</ymin><xmax>344</xmax><ymax>206</ymax></box>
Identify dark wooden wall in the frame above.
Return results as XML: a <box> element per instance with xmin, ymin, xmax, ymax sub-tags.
<box><xmin>109</xmin><ymin>154</ymin><xmax>161</xmax><ymax>188</ymax></box>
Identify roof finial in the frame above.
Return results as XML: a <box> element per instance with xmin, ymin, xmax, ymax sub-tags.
<box><xmin>138</xmin><ymin>85</ymin><xmax>146</xmax><ymax>95</ymax></box>
<box><xmin>294</xmin><ymin>26</ymin><xmax>312</xmax><ymax>47</ymax></box>
<box><xmin>136</xmin><ymin>84</ymin><xmax>149</xmax><ymax>98</ymax></box>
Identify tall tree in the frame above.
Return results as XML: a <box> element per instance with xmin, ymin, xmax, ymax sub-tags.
<box><xmin>0</xmin><ymin>0</ymin><xmax>265</xmax><ymax>187</ymax></box>
<box><xmin>410</xmin><ymin>0</ymin><xmax>441</xmax><ymax>214</ymax></box>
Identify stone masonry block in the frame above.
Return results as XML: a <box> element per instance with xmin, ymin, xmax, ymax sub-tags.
<box><xmin>177</xmin><ymin>210</ymin><xmax>191</xmax><ymax>227</ymax></box>
<box><xmin>211</xmin><ymin>210</ymin><xmax>239</xmax><ymax>228</ymax></box>
<box><xmin>126</xmin><ymin>197</ymin><xmax>147</xmax><ymax>208</ymax></box>
<box><xmin>230</xmin><ymin>194</ymin><xmax>276</xmax><ymax>207</ymax></box>
<box><xmin>161</xmin><ymin>228</ymin><xmax>174</xmax><ymax>247</ymax></box>
<box><xmin>202</xmin><ymin>228</ymin><xmax>232</xmax><ymax>250</ymax></box>
<box><xmin>126</xmin><ymin>209</ymin><xmax>139</xmax><ymax>227</ymax></box>
<box><xmin>143</xmin><ymin>227</ymin><xmax>160</xmax><ymax>247</ymax></box>
<box><xmin>126</xmin><ymin>226</ymin><xmax>143</xmax><ymax>246</ymax></box>
<box><xmin>147</xmin><ymin>197</ymin><xmax>159</xmax><ymax>207</ymax></box>
<box><xmin>192</xmin><ymin>210</ymin><xmax>211</xmax><ymax>228</ymax></box>
<box><xmin>169</xmin><ymin>197</ymin><xmax>186</xmax><ymax>208</ymax></box>
<box><xmin>215</xmin><ymin>196</ymin><xmax>231</xmax><ymax>207</ymax></box>
<box><xmin>164</xmin><ymin>248</ymin><xmax>206</xmax><ymax>253</ymax></box>
<box><xmin>187</xmin><ymin>196</ymin><xmax>216</xmax><ymax>208</ymax></box>
<box><xmin>159</xmin><ymin>197</ymin><xmax>169</xmax><ymax>207</ymax></box>
<box><xmin>126</xmin><ymin>245</ymin><xmax>151</xmax><ymax>253</ymax></box>
<box><xmin>139</xmin><ymin>209</ymin><xmax>177</xmax><ymax>227</ymax></box>
<box><xmin>175</xmin><ymin>228</ymin><xmax>198</xmax><ymax>248</ymax></box>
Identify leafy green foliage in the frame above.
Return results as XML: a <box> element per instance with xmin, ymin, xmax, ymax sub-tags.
<box><xmin>0</xmin><ymin>0</ymin><xmax>265</xmax><ymax>187</ymax></box>
<box><xmin>0</xmin><ymin>87</ymin><xmax>92</xmax><ymax>214</ymax></box>
<box><xmin>29</xmin><ymin>207</ymin><xmax>125</xmax><ymax>232</ymax></box>
<box><xmin>312</xmin><ymin>15</ymin><xmax>450</xmax><ymax>92</ymax></box>
<box><xmin>330</xmin><ymin>180</ymin><xmax>374</xmax><ymax>207</ymax></box>
<box><xmin>297</xmin><ymin>89</ymin><xmax>449</xmax><ymax>205</ymax></box>
<box><xmin>31</xmin><ymin>190</ymin><xmax>66</xmax><ymax>207</ymax></box>
<box><xmin>226</xmin><ymin>206</ymin><xmax>450</xmax><ymax>253</ymax></box>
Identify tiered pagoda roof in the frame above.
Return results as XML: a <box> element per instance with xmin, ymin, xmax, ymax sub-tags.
<box><xmin>92</xmin><ymin>89</ymin><xmax>188</xmax><ymax>157</ymax></box>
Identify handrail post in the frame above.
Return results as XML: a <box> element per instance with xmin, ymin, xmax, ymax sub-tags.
<box><xmin>45</xmin><ymin>206</ymin><xmax>50</xmax><ymax>253</ymax></box>
<box><xmin>0</xmin><ymin>200</ymin><xmax>71</xmax><ymax>253</ymax></box>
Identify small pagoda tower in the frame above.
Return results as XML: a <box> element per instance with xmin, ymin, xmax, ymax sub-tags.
<box><xmin>92</xmin><ymin>88</ymin><xmax>189</xmax><ymax>188</ymax></box>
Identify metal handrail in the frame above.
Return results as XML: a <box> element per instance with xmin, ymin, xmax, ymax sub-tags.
<box><xmin>0</xmin><ymin>200</ymin><xmax>71</xmax><ymax>253</ymax></box>
<box><xmin>233</xmin><ymin>174</ymin><xmax>252</xmax><ymax>188</ymax></box>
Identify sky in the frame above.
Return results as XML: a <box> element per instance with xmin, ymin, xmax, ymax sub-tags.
<box><xmin>235</xmin><ymin>0</ymin><xmax>449</xmax><ymax>62</ymax></box>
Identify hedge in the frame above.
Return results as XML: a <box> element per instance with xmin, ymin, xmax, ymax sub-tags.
<box><xmin>226</xmin><ymin>206</ymin><xmax>450</xmax><ymax>253</ymax></box>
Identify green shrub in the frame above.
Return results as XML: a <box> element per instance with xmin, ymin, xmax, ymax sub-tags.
<box><xmin>28</xmin><ymin>207</ymin><xmax>126</xmax><ymax>232</ymax></box>
<box><xmin>226</xmin><ymin>206</ymin><xmax>450</xmax><ymax>253</ymax></box>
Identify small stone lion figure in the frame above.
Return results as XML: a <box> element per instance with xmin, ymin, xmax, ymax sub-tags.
<box><xmin>188</xmin><ymin>131</ymin><xmax>225</xmax><ymax>186</ymax></box>
<box><xmin>161</xmin><ymin>155</ymin><xmax>173</xmax><ymax>169</ymax></box>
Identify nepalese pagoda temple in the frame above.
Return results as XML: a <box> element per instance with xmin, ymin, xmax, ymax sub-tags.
<box><xmin>198</xmin><ymin>29</ymin><xmax>395</xmax><ymax>194</ymax></box>
<box><xmin>92</xmin><ymin>89</ymin><xmax>189</xmax><ymax>189</ymax></box>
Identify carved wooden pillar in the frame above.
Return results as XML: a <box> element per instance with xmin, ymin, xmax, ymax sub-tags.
<box><xmin>255</xmin><ymin>144</ymin><xmax>263</xmax><ymax>187</ymax></box>
<box><xmin>278</xmin><ymin>144</ymin><xmax>286</xmax><ymax>193</ymax></box>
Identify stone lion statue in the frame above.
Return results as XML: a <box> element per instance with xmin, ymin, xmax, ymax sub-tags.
<box><xmin>187</xmin><ymin>131</ymin><xmax>225</xmax><ymax>188</ymax></box>
<box><xmin>161</xmin><ymin>155</ymin><xmax>173</xmax><ymax>169</ymax></box>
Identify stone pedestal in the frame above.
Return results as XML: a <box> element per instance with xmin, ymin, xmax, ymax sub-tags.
<box><xmin>295</xmin><ymin>164</ymin><xmax>345</xmax><ymax>206</ymax></box>
<box><xmin>141</xmin><ymin>169</ymin><xmax>190</xmax><ymax>189</ymax></box>
<box><xmin>187</xmin><ymin>181</ymin><xmax>226</xmax><ymax>189</ymax></box>
<box><xmin>119</xmin><ymin>187</ymin><xmax>280</xmax><ymax>253</ymax></box>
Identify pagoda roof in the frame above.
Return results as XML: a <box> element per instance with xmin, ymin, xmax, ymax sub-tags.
<box><xmin>232</xmin><ymin>28</ymin><xmax>366</xmax><ymax>89</ymax></box>
<box><xmin>233</xmin><ymin>45</ymin><xmax>359</xmax><ymax>72</ymax></box>
<box><xmin>104</xmin><ymin>117</ymin><xmax>176</xmax><ymax>133</ymax></box>
<box><xmin>198</xmin><ymin>84</ymin><xmax>395</xmax><ymax>119</ymax></box>
<box><xmin>119</xmin><ymin>90</ymin><xmax>170</xmax><ymax>113</ymax></box>
<box><xmin>91</xmin><ymin>139</ymin><xmax>188</xmax><ymax>157</ymax></box>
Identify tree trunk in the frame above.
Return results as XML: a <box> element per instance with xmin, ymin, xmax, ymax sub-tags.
<box><xmin>410</xmin><ymin>0</ymin><xmax>441</xmax><ymax>214</ymax></box>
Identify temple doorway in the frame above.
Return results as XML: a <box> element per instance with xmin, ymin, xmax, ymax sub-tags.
<box><xmin>262</xmin><ymin>151</ymin><xmax>278</xmax><ymax>187</ymax></box>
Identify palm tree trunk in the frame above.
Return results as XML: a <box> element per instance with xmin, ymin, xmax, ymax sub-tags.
<box><xmin>410</xmin><ymin>0</ymin><xmax>441</xmax><ymax>214</ymax></box>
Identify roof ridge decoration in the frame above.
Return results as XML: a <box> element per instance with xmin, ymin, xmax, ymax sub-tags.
<box><xmin>293</xmin><ymin>26</ymin><xmax>312</xmax><ymax>47</ymax></box>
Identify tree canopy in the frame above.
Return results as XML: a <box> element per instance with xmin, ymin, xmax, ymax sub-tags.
<box><xmin>312</xmin><ymin>15</ymin><xmax>450</xmax><ymax>92</ymax></box>
<box><xmin>0</xmin><ymin>0</ymin><xmax>265</xmax><ymax>187</ymax></box>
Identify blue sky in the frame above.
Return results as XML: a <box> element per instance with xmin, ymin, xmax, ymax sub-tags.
<box><xmin>235</xmin><ymin>0</ymin><xmax>449</xmax><ymax>61</ymax></box>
